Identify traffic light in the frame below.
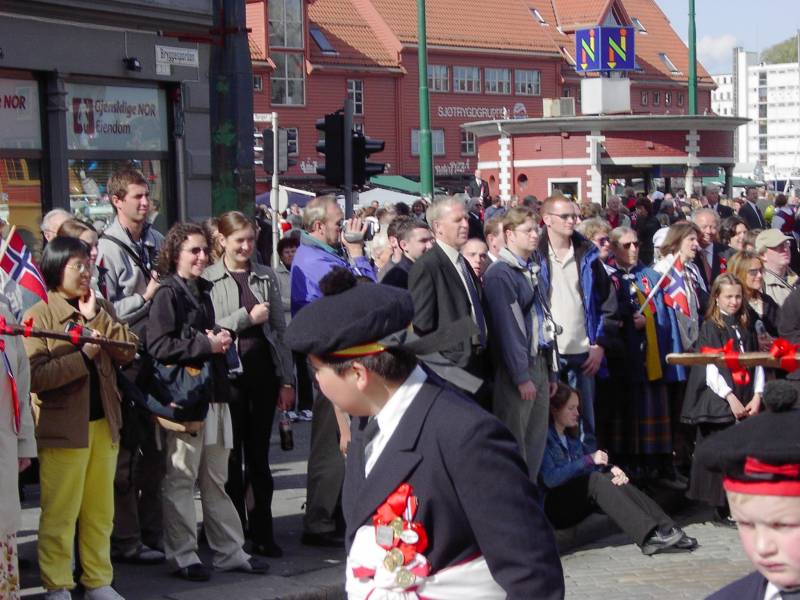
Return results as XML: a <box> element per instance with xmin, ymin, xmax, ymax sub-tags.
<box><xmin>280</xmin><ymin>128</ymin><xmax>297</xmax><ymax>172</ymax></box>
<box><xmin>315</xmin><ymin>112</ymin><xmax>345</xmax><ymax>187</ymax></box>
<box><xmin>353</xmin><ymin>132</ymin><xmax>386</xmax><ymax>188</ymax></box>
<box><xmin>262</xmin><ymin>128</ymin><xmax>274</xmax><ymax>173</ymax></box>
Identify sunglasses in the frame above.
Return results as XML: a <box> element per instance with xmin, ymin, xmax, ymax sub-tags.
<box><xmin>621</xmin><ymin>241</ymin><xmax>640</xmax><ymax>249</ymax></box>
<box><xmin>183</xmin><ymin>246</ymin><xmax>209</xmax><ymax>256</ymax></box>
<box><xmin>548</xmin><ymin>213</ymin><xmax>578</xmax><ymax>221</ymax></box>
<box><xmin>595</xmin><ymin>237</ymin><xmax>611</xmax><ymax>245</ymax></box>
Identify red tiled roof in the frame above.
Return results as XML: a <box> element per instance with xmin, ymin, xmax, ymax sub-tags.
<box><xmin>308</xmin><ymin>0</ymin><xmax>401</xmax><ymax>68</ymax></box>
<box><xmin>249</xmin><ymin>34</ymin><xmax>267</xmax><ymax>61</ymax></box>
<box><xmin>551</xmin><ymin>0</ymin><xmax>611</xmax><ymax>31</ymax></box>
<box><xmin>368</xmin><ymin>0</ymin><xmax>562</xmax><ymax>54</ymax></box>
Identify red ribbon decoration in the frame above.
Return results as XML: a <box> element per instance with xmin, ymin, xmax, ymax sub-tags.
<box><xmin>770</xmin><ymin>338</ymin><xmax>800</xmax><ymax>372</ymax></box>
<box><xmin>69</xmin><ymin>323</ymin><xmax>83</xmax><ymax>345</ymax></box>
<box><xmin>22</xmin><ymin>318</ymin><xmax>33</xmax><ymax>338</ymax></box>
<box><xmin>745</xmin><ymin>456</ymin><xmax>800</xmax><ymax>478</ymax></box>
<box><xmin>701</xmin><ymin>339</ymin><xmax>750</xmax><ymax>386</ymax></box>
<box><xmin>370</xmin><ymin>482</ymin><xmax>429</xmax><ymax>567</ymax></box>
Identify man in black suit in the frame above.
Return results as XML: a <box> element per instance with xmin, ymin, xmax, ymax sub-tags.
<box><xmin>705</xmin><ymin>185</ymin><xmax>734</xmax><ymax>219</ymax></box>
<box><xmin>284</xmin><ymin>282</ymin><xmax>565</xmax><ymax>600</ymax></box>
<box><xmin>465</xmin><ymin>169</ymin><xmax>490</xmax><ymax>202</ymax></box>
<box><xmin>692</xmin><ymin>208</ymin><xmax>734</xmax><ymax>289</ymax></box>
<box><xmin>382</xmin><ymin>219</ymin><xmax>434</xmax><ymax>289</ymax></box>
<box><xmin>408</xmin><ymin>197</ymin><xmax>489</xmax><ymax>393</ymax></box>
<box><xmin>739</xmin><ymin>187</ymin><xmax>767</xmax><ymax>230</ymax></box>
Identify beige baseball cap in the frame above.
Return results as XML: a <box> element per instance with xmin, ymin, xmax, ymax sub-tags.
<box><xmin>755</xmin><ymin>229</ymin><xmax>791</xmax><ymax>253</ymax></box>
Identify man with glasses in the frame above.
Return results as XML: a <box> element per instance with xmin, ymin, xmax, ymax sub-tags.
<box><xmin>537</xmin><ymin>195</ymin><xmax>619</xmax><ymax>445</ymax></box>
<box><xmin>291</xmin><ymin>194</ymin><xmax>375</xmax><ymax>548</ymax></box>
<box><xmin>756</xmin><ymin>229</ymin><xmax>798</xmax><ymax>307</ymax></box>
<box><xmin>96</xmin><ymin>166</ymin><xmax>165</xmax><ymax>566</ymax></box>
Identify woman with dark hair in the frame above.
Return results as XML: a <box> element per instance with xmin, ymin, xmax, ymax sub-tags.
<box><xmin>719</xmin><ymin>215</ymin><xmax>748</xmax><ymax>251</ymax></box>
<box><xmin>147</xmin><ymin>222</ymin><xmax>267</xmax><ymax>581</ymax></box>
<box><xmin>540</xmin><ymin>383</ymin><xmax>696</xmax><ymax>556</ymax></box>
<box><xmin>23</xmin><ymin>237</ymin><xmax>137</xmax><ymax>600</ymax></box>
<box><xmin>57</xmin><ymin>219</ymin><xmax>108</xmax><ymax>299</ymax></box>
<box><xmin>204</xmin><ymin>211</ymin><xmax>294</xmax><ymax>557</ymax></box>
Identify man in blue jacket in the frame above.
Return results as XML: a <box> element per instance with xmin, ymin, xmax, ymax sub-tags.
<box><xmin>290</xmin><ymin>194</ymin><xmax>376</xmax><ymax>547</ymax></box>
<box><xmin>537</xmin><ymin>195</ymin><xmax>620</xmax><ymax>445</ymax></box>
<box><xmin>484</xmin><ymin>206</ymin><xmax>556</xmax><ymax>479</ymax></box>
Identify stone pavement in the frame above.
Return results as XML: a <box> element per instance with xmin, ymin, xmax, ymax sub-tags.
<box><xmin>18</xmin><ymin>420</ymin><xmax>753</xmax><ymax>600</ymax></box>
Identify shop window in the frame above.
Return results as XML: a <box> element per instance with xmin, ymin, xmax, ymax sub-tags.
<box><xmin>453</xmin><ymin>67</ymin><xmax>480</xmax><ymax>94</ymax></box>
<box><xmin>411</xmin><ymin>129</ymin><xmax>445</xmax><ymax>156</ymax></box>
<box><xmin>269</xmin><ymin>0</ymin><xmax>304</xmax><ymax>49</ymax></box>
<box><xmin>271</xmin><ymin>52</ymin><xmax>305</xmax><ymax>105</ymax></box>
<box><xmin>253</xmin><ymin>75</ymin><xmax>263</xmax><ymax>92</ymax></box>
<box><xmin>0</xmin><ymin>158</ymin><xmax>43</xmax><ymax>255</ymax></box>
<box><xmin>347</xmin><ymin>79</ymin><xmax>364</xmax><ymax>115</ymax></box>
<box><xmin>460</xmin><ymin>130</ymin><xmax>476</xmax><ymax>156</ymax></box>
<box><xmin>515</xmin><ymin>70</ymin><xmax>541</xmax><ymax>96</ymax></box>
<box><xmin>427</xmin><ymin>65</ymin><xmax>449</xmax><ymax>92</ymax></box>
<box><xmin>485</xmin><ymin>68</ymin><xmax>511</xmax><ymax>95</ymax></box>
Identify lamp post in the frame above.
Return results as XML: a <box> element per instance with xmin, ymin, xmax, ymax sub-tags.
<box><xmin>688</xmin><ymin>0</ymin><xmax>697</xmax><ymax>115</ymax></box>
<box><xmin>417</xmin><ymin>0</ymin><xmax>434</xmax><ymax>200</ymax></box>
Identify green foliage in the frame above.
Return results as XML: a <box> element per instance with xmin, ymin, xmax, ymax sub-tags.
<box><xmin>212</xmin><ymin>121</ymin><xmax>236</xmax><ymax>147</ymax></box>
<box><xmin>761</xmin><ymin>36</ymin><xmax>799</xmax><ymax>64</ymax></box>
<box><xmin>212</xmin><ymin>171</ymin><xmax>238</xmax><ymax>213</ymax></box>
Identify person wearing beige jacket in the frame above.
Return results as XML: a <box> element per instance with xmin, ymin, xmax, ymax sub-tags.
<box><xmin>23</xmin><ymin>237</ymin><xmax>137</xmax><ymax>600</ymax></box>
<box><xmin>0</xmin><ymin>302</ymin><xmax>34</xmax><ymax>600</ymax></box>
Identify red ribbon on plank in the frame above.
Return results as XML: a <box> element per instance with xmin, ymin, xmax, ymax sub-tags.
<box><xmin>769</xmin><ymin>338</ymin><xmax>800</xmax><ymax>372</ymax></box>
<box><xmin>701</xmin><ymin>339</ymin><xmax>750</xmax><ymax>386</ymax></box>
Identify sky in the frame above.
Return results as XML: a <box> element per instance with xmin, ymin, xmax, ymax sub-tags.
<box><xmin>656</xmin><ymin>0</ymin><xmax>800</xmax><ymax>75</ymax></box>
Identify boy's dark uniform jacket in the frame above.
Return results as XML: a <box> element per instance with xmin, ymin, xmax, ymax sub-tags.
<box><xmin>707</xmin><ymin>571</ymin><xmax>768</xmax><ymax>599</ymax></box>
<box><xmin>343</xmin><ymin>380</ymin><xmax>565</xmax><ymax>600</ymax></box>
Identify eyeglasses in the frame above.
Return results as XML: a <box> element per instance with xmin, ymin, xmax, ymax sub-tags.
<box><xmin>183</xmin><ymin>246</ymin><xmax>209</xmax><ymax>256</ymax></box>
<box><xmin>621</xmin><ymin>241</ymin><xmax>640</xmax><ymax>249</ymax></box>
<box><xmin>595</xmin><ymin>237</ymin><xmax>610</xmax><ymax>245</ymax></box>
<box><xmin>65</xmin><ymin>262</ymin><xmax>91</xmax><ymax>274</ymax></box>
<box><xmin>548</xmin><ymin>213</ymin><xmax>578</xmax><ymax>222</ymax></box>
<box><xmin>747</xmin><ymin>268</ymin><xmax>764</xmax><ymax>276</ymax></box>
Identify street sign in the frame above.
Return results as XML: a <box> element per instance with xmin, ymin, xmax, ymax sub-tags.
<box><xmin>575</xmin><ymin>26</ymin><xmax>635</xmax><ymax>72</ymax></box>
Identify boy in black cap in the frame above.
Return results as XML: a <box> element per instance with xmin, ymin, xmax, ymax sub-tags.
<box><xmin>697</xmin><ymin>380</ymin><xmax>800</xmax><ymax>599</ymax></box>
<box><xmin>284</xmin><ymin>275</ymin><xmax>564</xmax><ymax>599</ymax></box>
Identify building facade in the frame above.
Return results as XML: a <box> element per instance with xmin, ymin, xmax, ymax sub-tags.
<box><xmin>248</xmin><ymin>0</ymin><xmax>716</xmax><ymax>196</ymax></box>
<box><xmin>0</xmin><ymin>0</ymin><xmax>214</xmax><ymax>248</ymax></box>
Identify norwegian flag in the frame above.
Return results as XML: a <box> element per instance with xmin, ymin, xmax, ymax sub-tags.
<box><xmin>660</xmin><ymin>256</ymin><xmax>690</xmax><ymax>317</ymax></box>
<box><xmin>0</xmin><ymin>230</ymin><xmax>47</xmax><ymax>303</ymax></box>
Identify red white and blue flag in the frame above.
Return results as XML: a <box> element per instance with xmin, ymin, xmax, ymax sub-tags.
<box><xmin>660</xmin><ymin>256</ymin><xmax>691</xmax><ymax>317</ymax></box>
<box><xmin>1</xmin><ymin>231</ymin><xmax>47</xmax><ymax>303</ymax></box>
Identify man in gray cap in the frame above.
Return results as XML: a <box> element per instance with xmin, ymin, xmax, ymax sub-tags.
<box><xmin>757</xmin><ymin>229</ymin><xmax>798</xmax><ymax>307</ymax></box>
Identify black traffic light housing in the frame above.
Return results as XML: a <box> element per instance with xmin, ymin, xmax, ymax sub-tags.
<box><xmin>315</xmin><ymin>112</ymin><xmax>345</xmax><ymax>187</ymax></box>
<box><xmin>262</xmin><ymin>128</ymin><xmax>297</xmax><ymax>174</ymax></box>
<box><xmin>353</xmin><ymin>132</ymin><xmax>386</xmax><ymax>188</ymax></box>
<box><xmin>262</xmin><ymin>128</ymin><xmax>274</xmax><ymax>173</ymax></box>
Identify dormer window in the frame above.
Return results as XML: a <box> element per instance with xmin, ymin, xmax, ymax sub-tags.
<box><xmin>659</xmin><ymin>53</ymin><xmax>681</xmax><ymax>75</ymax></box>
<box><xmin>310</xmin><ymin>27</ymin><xmax>338</xmax><ymax>56</ymax></box>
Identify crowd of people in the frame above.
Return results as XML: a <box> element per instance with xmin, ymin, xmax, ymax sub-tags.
<box><xmin>3</xmin><ymin>163</ymin><xmax>800</xmax><ymax>599</ymax></box>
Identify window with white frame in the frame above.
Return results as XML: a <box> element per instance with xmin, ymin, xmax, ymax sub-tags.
<box><xmin>271</xmin><ymin>52</ymin><xmax>305</xmax><ymax>105</ymax></box>
<box><xmin>678</xmin><ymin>92</ymin><xmax>685</xmax><ymax>106</ymax></box>
<box><xmin>453</xmin><ymin>66</ymin><xmax>480</xmax><ymax>93</ymax></box>
<box><xmin>641</xmin><ymin>90</ymin><xmax>648</xmax><ymax>105</ymax></box>
<box><xmin>515</xmin><ymin>69</ymin><xmax>541</xmax><ymax>96</ymax></box>
<box><xmin>268</xmin><ymin>0</ymin><xmax>303</xmax><ymax>48</ymax></box>
<box><xmin>347</xmin><ymin>79</ymin><xmax>364</xmax><ymax>115</ymax></box>
<box><xmin>665</xmin><ymin>91</ymin><xmax>672</xmax><ymax>106</ymax></box>
<box><xmin>411</xmin><ymin>129</ymin><xmax>445</xmax><ymax>156</ymax></box>
<box><xmin>653</xmin><ymin>91</ymin><xmax>661</xmax><ymax>106</ymax></box>
<box><xmin>427</xmin><ymin>65</ymin><xmax>449</xmax><ymax>92</ymax></box>
<box><xmin>253</xmin><ymin>74</ymin><xmax>263</xmax><ymax>92</ymax></box>
<box><xmin>485</xmin><ymin>68</ymin><xmax>511</xmax><ymax>94</ymax></box>
<box><xmin>460</xmin><ymin>130</ymin><xmax>476</xmax><ymax>155</ymax></box>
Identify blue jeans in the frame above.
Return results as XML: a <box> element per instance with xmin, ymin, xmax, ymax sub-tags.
<box><xmin>558</xmin><ymin>353</ymin><xmax>597</xmax><ymax>449</ymax></box>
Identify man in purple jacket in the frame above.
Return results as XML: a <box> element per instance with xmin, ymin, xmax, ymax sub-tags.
<box><xmin>290</xmin><ymin>194</ymin><xmax>376</xmax><ymax>546</ymax></box>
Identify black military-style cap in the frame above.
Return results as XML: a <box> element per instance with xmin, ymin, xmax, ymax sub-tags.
<box><xmin>694</xmin><ymin>381</ymin><xmax>800</xmax><ymax>496</ymax></box>
<box><xmin>285</xmin><ymin>281</ymin><xmax>415</xmax><ymax>358</ymax></box>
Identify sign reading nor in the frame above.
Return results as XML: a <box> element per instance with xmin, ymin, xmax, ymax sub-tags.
<box><xmin>65</xmin><ymin>84</ymin><xmax>168</xmax><ymax>152</ymax></box>
<box><xmin>0</xmin><ymin>79</ymin><xmax>41</xmax><ymax>150</ymax></box>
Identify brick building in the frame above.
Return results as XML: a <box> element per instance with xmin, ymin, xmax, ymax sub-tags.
<box><xmin>247</xmin><ymin>0</ymin><xmax>723</xmax><ymax>197</ymax></box>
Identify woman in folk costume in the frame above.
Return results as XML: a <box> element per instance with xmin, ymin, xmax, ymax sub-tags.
<box><xmin>0</xmin><ymin>301</ymin><xmax>33</xmax><ymax>600</ymax></box>
<box><xmin>606</xmin><ymin>226</ymin><xmax>682</xmax><ymax>484</ymax></box>
<box><xmin>652</xmin><ymin>221</ymin><xmax>707</xmax><ymax>476</ymax></box>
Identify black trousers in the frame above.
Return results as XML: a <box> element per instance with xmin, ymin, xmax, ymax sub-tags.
<box><xmin>226</xmin><ymin>366</ymin><xmax>279</xmax><ymax>545</ymax></box>
<box><xmin>544</xmin><ymin>471</ymin><xmax>673</xmax><ymax>545</ymax></box>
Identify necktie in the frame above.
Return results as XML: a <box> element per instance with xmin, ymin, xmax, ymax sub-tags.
<box><xmin>700</xmin><ymin>249</ymin><xmax>712</xmax><ymax>284</ymax></box>
<box><xmin>458</xmin><ymin>255</ymin><xmax>487</xmax><ymax>347</ymax></box>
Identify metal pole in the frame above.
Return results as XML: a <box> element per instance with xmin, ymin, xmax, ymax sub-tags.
<box><xmin>270</xmin><ymin>112</ymin><xmax>280</xmax><ymax>270</ymax></box>
<box><xmin>417</xmin><ymin>0</ymin><xmax>434</xmax><ymax>200</ymax></box>
<box><xmin>688</xmin><ymin>0</ymin><xmax>697</xmax><ymax>115</ymax></box>
<box><xmin>344</xmin><ymin>97</ymin><xmax>354</xmax><ymax>217</ymax></box>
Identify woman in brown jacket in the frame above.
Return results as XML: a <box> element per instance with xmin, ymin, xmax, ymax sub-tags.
<box><xmin>23</xmin><ymin>237</ymin><xmax>137</xmax><ymax>600</ymax></box>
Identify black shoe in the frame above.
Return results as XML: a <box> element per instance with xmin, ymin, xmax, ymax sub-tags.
<box><xmin>231</xmin><ymin>557</ymin><xmax>269</xmax><ymax>574</ymax></box>
<box><xmin>713</xmin><ymin>515</ymin><xmax>738</xmax><ymax>529</ymax></box>
<box><xmin>251</xmin><ymin>541</ymin><xmax>283</xmax><ymax>558</ymax></box>
<box><xmin>175</xmin><ymin>562</ymin><xmax>211</xmax><ymax>582</ymax></box>
<box><xmin>675</xmin><ymin>533</ymin><xmax>699</xmax><ymax>550</ymax></box>
<box><xmin>301</xmin><ymin>531</ymin><xmax>344</xmax><ymax>548</ymax></box>
<box><xmin>640</xmin><ymin>527</ymin><xmax>684</xmax><ymax>556</ymax></box>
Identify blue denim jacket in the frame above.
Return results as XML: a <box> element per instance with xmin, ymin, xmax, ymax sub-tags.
<box><xmin>539</xmin><ymin>425</ymin><xmax>599</xmax><ymax>489</ymax></box>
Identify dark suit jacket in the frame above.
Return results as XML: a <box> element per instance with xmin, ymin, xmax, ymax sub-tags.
<box><xmin>710</xmin><ymin>202</ymin><xmax>734</xmax><ymax>219</ymax></box>
<box><xmin>693</xmin><ymin>242</ymin><xmax>734</xmax><ymax>288</ymax></box>
<box><xmin>381</xmin><ymin>255</ymin><xmax>414</xmax><ymax>289</ymax></box>
<box><xmin>343</xmin><ymin>381</ymin><xmax>565</xmax><ymax>600</ymax></box>
<box><xmin>468</xmin><ymin>211</ymin><xmax>484</xmax><ymax>240</ymax></box>
<box><xmin>739</xmin><ymin>201</ymin><xmax>766</xmax><ymax>230</ymax></box>
<box><xmin>706</xmin><ymin>571</ymin><xmax>767</xmax><ymax>599</ymax></box>
<box><xmin>408</xmin><ymin>243</ymin><xmax>482</xmax><ymax>369</ymax></box>
<box><xmin>466</xmin><ymin>178</ymin><xmax>490</xmax><ymax>201</ymax></box>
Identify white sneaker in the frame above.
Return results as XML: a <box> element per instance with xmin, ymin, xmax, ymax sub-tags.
<box><xmin>45</xmin><ymin>590</ymin><xmax>72</xmax><ymax>600</ymax></box>
<box><xmin>85</xmin><ymin>585</ymin><xmax>125</xmax><ymax>600</ymax></box>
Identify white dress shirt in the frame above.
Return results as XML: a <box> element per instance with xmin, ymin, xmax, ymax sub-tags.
<box><xmin>437</xmin><ymin>239</ymin><xmax>480</xmax><ymax>331</ymax></box>
<box><xmin>364</xmin><ymin>366</ymin><xmax>427</xmax><ymax>476</ymax></box>
<box><xmin>706</xmin><ymin>322</ymin><xmax>765</xmax><ymax>399</ymax></box>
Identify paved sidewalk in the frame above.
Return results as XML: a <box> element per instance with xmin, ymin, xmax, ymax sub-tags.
<box><xmin>19</xmin><ymin>420</ymin><xmax>752</xmax><ymax>599</ymax></box>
